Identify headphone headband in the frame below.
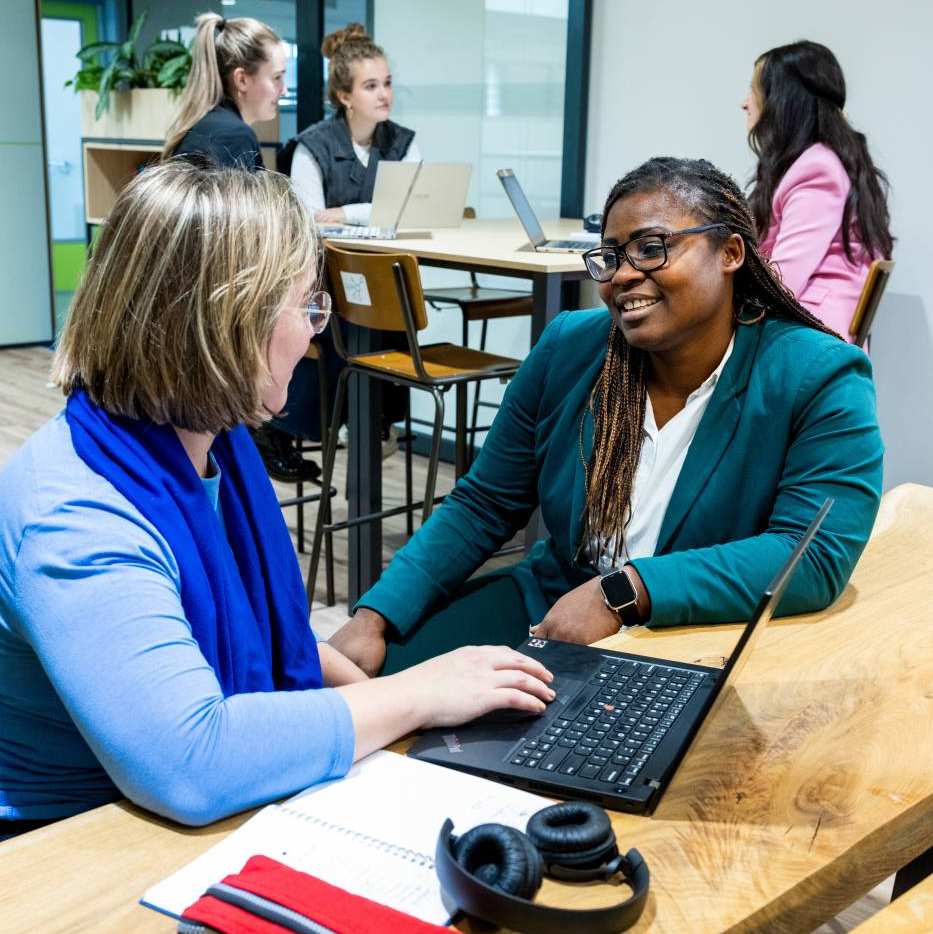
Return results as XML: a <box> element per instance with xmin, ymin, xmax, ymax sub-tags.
<box><xmin>436</xmin><ymin>819</ymin><xmax>649</xmax><ymax>934</ymax></box>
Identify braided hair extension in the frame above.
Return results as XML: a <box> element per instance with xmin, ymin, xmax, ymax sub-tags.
<box><xmin>579</xmin><ymin>156</ymin><xmax>841</xmax><ymax>566</ymax></box>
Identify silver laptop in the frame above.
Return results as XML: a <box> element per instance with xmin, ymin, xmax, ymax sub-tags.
<box><xmin>497</xmin><ymin>168</ymin><xmax>596</xmax><ymax>253</ymax></box>
<box><xmin>317</xmin><ymin>162</ymin><xmax>423</xmax><ymax>241</ymax></box>
<box><xmin>371</xmin><ymin>161</ymin><xmax>471</xmax><ymax>230</ymax></box>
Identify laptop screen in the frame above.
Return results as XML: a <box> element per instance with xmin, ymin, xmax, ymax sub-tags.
<box><xmin>497</xmin><ymin>169</ymin><xmax>547</xmax><ymax>246</ymax></box>
<box><xmin>718</xmin><ymin>497</ymin><xmax>833</xmax><ymax>688</ymax></box>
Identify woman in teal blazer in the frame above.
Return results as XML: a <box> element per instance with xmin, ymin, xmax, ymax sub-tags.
<box><xmin>330</xmin><ymin>157</ymin><xmax>883</xmax><ymax>675</ymax></box>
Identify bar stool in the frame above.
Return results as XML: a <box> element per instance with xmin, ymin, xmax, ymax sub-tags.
<box><xmin>305</xmin><ymin>244</ymin><xmax>521</xmax><ymax>604</ymax></box>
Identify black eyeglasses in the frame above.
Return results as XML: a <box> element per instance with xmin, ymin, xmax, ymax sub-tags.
<box><xmin>582</xmin><ymin>223</ymin><xmax>729</xmax><ymax>282</ymax></box>
<box><xmin>306</xmin><ymin>291</ymin><xmax>332</xmax><ymax>335</ymax></box>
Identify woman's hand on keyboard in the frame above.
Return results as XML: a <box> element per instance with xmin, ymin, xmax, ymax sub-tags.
<box><xmin>400</xmin><ymin>646</ymin><xmax>555</xmax><ymax>729</ymax></box>
<box><xmin>314</xmin><ymin>207</ymin><xmax>346</xmax><ymax>224</ymax></box>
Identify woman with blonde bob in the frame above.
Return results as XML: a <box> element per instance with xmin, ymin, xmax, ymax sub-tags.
<box><xmin>0</xmin><ymin>161</ymin><xmax>553</xmax><ymax>837</ymax></box>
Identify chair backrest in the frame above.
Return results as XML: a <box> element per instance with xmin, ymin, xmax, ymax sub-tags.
<box><xmin>324</xmin><ymin>243</ymin><xmax>429</xmax><ymax>333</ymax></box>
<box><xmin>849</xmin><ymin>259</ymin><xmax>895</xmax><ymax>347</ymax></box>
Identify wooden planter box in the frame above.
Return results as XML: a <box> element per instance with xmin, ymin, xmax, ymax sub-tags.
<box><xmin>80</xmin><ymin>88</ymin><xmax>179</xmax><ymax>140</ymax></box>
<box><xmin>80</xmin><ymin>88</ymin><xmax>280</xmax><ymax>142</ymax></box>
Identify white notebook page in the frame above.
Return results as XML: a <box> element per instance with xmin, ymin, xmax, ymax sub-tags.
<box><xmin>141</xmin><ymin>750</ymin><xmax>552</xmax><ymax>926</ymax></box>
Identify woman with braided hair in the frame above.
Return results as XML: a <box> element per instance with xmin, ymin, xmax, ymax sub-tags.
<box><xmin>742</xmin><ymin>41</ymin><xmax>893</xmax><ymax>339</ymax></box>
<box><xmin>328</xmin><ymin>157</ymin><xmax>883</xmax><ymax>675</ymax></box>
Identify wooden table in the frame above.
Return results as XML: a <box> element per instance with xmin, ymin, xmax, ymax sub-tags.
<box><xmin>854</xmin><ymin>873</ymin><xmax>933</xmax><ymax>931</ymax></box>
<box><xmin>3</xmin><ymin>483</ymin><xmax>931</xmax><ymax>933</ymax></box>
<box><xmin>326</xmin><ymin>218</ymin><xmax>591</xmax><ymax>603</ymax></box>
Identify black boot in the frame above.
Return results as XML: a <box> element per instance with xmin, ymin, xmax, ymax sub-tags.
<box><xmin>251</xmin><ymin>426</ymin><xmax>321</xmax><ymax>484</ymax></box>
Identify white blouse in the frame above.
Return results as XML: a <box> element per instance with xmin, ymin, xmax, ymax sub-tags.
<box><xmin>594</xmin><ymin>335</ymin><xmax>735</xmax><ymax>574</ymax></box>
<box><xmin>290</xmin><ymin>137</ymin><xmax>422</xmax><ymax>226</ymax></box>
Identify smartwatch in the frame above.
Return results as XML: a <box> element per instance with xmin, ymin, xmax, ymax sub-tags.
<box><xmin>600</xmin><ymin>567</ymin><xmax>641</xmax><ymax>628</ymax></box>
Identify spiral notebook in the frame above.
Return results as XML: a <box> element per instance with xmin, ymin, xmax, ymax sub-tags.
<box><xmin>141</xmin><ymin>750</ymin><xmax>551</xmax><ymax>926</ymax></box>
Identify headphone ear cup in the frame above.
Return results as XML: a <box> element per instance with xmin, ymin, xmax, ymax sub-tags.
<box><xmin>452</xmin><ymin>823</ymin><xmax>543</xmax><ymax>900</ymax></box>
<box><xmin>526</xmin><ymin>802</ymin><xmax>619</xmax><ymax>875</ymax></box>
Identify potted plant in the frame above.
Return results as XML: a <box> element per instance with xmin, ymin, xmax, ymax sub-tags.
<box><xmin>68</xmin><ymin>12</ymin><xmax>191</xmax><ymax>140</ymax></box>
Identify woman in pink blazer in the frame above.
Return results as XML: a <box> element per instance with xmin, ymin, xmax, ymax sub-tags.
<box><xmin>743</xmin><ymin>41</ymin><xmax>893</xmax><ymax>341</ymax></box>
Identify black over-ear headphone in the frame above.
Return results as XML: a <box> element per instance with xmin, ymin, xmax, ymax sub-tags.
<box><xmin>435</xmin><ymin>801</ymin><xmax>649</xmax><ymax>934</ymax></box>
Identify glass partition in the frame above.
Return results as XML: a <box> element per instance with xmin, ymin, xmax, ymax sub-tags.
<box><xmin>373</xmin><ymin>0</ymin><xmax>569</xmax><ymax>447</ymax></box>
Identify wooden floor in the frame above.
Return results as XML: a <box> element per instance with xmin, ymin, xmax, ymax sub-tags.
<box><xmin>0</xmin><ymin>345</ymin><xmax>895</xmax><ymax>930</ymax></box>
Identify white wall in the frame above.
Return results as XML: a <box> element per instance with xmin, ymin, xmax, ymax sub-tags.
<box><xmin>0</xmin><ymin>2</ymin><xmax>53</xmax><ymax>346</ymax></box>
<box><xmin>585</xmin><ymin>0</ymin><xmax>933</xmax><ymax>490</ymax></box>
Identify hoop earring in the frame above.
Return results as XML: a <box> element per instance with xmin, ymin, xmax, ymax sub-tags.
<box><xmin>734</xmin><ymin>299</ymin><xmax>766</xmax><ymax>326</ymax></box>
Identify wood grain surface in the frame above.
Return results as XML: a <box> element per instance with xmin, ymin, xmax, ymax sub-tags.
<box><xmin>327</xmin><ymin>217</ymin><xmax>593</xmax><ymax>274</ymax></box>
<box><xmin>853</xmin><ymin>873</ymin><xmax>933</xmax><ymax>931</ymax></box>
<box><xmin>1</xmin><ymin>481</ymin><xmax>930</xmax><ymax>932</ymax></box>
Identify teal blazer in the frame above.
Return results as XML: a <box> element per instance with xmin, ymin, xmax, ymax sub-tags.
<box><xmin>360</xmin><ymin>311</ymin><xmax>884</xmax><ymax>633</ymax></box>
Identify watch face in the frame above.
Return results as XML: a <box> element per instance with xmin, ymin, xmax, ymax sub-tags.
<box><xmin>601</xmin><ymin>570</ymin><xmax>636</xmax><ymax>609</ymax></box>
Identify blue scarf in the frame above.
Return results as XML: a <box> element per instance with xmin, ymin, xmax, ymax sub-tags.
<box><xmin>65</xmin><ymin>390</ymin><xmax>322</xmax><ymax>695</ymax></box>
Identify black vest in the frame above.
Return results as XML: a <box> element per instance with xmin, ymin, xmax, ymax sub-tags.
<box><xmin>281</xmin><ymin>114</ymin><xmax>415</xmax><ymax>207</ymax></box>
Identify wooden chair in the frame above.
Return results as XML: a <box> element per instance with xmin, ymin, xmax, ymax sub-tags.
<box><xmin>849</xmin><ymin>259</ymin><xmax>895</xmax><ymax>348</ymax></box>
<box><xmin>421</xmin><ymin>207</ymin><xmax>532</xmax><ymax>461</ymax></box>
<box><xmin>305</xmin><ymin>244</ymin><xmax>521</xmax><ymax>604</ymax></box>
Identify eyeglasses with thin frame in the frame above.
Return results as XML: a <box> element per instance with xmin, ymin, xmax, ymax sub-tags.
<box><xmin>306</xmin><ymin>290</ymin><xmax>332</xmax><ymax>335</ymax></box>
<box><xmin>582</xmin><ymin>223</ymin><xmax>729</xmax><ymax>282</ymax></box>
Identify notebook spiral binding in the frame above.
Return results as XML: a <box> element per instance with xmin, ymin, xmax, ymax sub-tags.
<box><xmin>276</xmin><ymin>803</ymin><xmax>434</xmax><ymax>869</ymax></box>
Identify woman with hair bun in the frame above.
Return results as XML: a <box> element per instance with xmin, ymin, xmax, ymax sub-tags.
<box><xmin>278</xmin><ymin>23</ymin><xmax>418</xmax><ymax>457</ymax></box>
<box><xmin>742</xmin><ymin>40</ymin><xmax>893</xmax><ymax>340</ymax></box>
<box><xmin>287</xmin><ymin>23</ymin><xmax>420</xmax><ymax>225</ymax></box>
<box><xmin>164</xmin><ymin>12</ymin><xmax>286</xmax><ymax>169</ymax></box>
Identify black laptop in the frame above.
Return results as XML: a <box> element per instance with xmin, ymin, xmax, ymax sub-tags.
<box><xmin>497</xmin><ymin>168</ymin><xmax>595</xmax><ymax>253</ymax></box>
<box><xmin>409</xmin><ymin>499</ymin><xmax>833</xmax><ymax>813</ymax></box>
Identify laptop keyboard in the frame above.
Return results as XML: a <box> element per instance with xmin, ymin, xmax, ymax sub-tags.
<box><xmin>507</xmin><ymin>659</ymin><xmax>709</xmax><ymax>791</ymax></box>
<box><xmin>317</xmin><ymin>225</ymin><xmax>396</xmax><ymax>240</ymax></box>
<box><xmin>546</xmin><ymin>239</ymin><xmax>593</xmax><ymax>250</ymax></box>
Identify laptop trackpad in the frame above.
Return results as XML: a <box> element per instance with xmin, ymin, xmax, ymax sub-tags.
<box><xmin>474</xmin><ymin>675</ymin><xmax>586</xmax><ymax>726</ymax></box>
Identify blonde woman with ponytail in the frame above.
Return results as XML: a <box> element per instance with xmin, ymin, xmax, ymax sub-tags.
<box><xmin>164</xmin><ymin>12</ymin><xmax>285</xmax><ymax>169</ymax></box>
<box><xmin>167</xmin><ymin>13</ymin><xmax>316</xmax><ymax>483</ymax></box>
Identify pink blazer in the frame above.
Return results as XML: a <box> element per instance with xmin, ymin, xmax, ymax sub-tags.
<box><xmin>758</xmin><ymin>143</ymin><xmax>872</xmax><ymax>342</ymax></box>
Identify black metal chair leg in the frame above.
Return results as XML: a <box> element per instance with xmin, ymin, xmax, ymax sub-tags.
<box><xmin>405</xmin><ymin>390</ymin><xmax>414</xmax><ymax>536</ymax></box>
<box><xmin>307</xmin><ymin>368</ymin><xmax>351</xmax><ymax>605</ymax></box>
<box><xmin>422</xmin><ymin>387</ymin><xmax>446</xmax><ymax>522</ymax></box>
<box><xmin>454</xmin><ymin>383</ymin><xmax>468</xmax><ymax>479</ymax></box>
<box><xmin>296</xmin><ymin>474</ymin><xmax>305</xmax><ymax>554</ymax></box>
<box><xmin>468</xmin><ymin>319</ymin><xmax>491</xmax><ymax>464</ymax></box>
<box><xmin>893</xmin><ymin>846</ymin><xmax>933</xmax><ymax>899</ymax></box>
<box><xmin>324</xmin><ymin>494</ymin><xmax>335</xmax><ymax>606</ymax></box>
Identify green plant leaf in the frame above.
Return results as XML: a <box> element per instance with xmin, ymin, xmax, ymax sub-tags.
<box><xmin>146</xmin><ymin>39</ymin><xmax>186</xmax><ymax>55</ymax></box>
<box><xmin>94</xmin><ymin>58</ymin><xmax>117</xmax><ymax>118</ymax></box>
<box><xmin>156</xmin><ymin>53</ymin><xmax>191</xmax><ymax>88</ymax></box>
<box><xmin>126</xmin><ymin>10</ymin><xmax>147</xmax><ymax>48</ymax></box>
<box><xmin>76</xmin><ymin>41</ymin><xmax>118</xmax><ymax>63</ymax></box>
<box><xmin>67</xmin><ymin>64</ymin><xmax>104</xmax><ymax>92</ymax></box>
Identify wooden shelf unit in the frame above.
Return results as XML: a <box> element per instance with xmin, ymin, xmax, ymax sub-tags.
<box><xmin>83</xmin><ymin>141</ymin><xmax>162</xmax><ymax>225</ymax></box>
<box><xmin>82</xmin><ymin>137</ymin><xmax>280</xmax><ymax>227</ymax></box>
